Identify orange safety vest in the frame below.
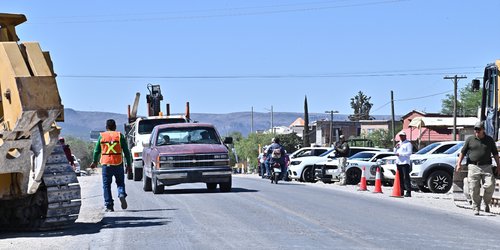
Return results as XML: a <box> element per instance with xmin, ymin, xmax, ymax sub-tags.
<box><xmin>100</xmin><ymin>131</ymin><xmax>123</xmax><ymax>166</ymax></box>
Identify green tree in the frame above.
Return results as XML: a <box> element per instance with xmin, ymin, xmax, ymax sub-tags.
<box><xmin>363</xmin><ymin>129</ymin><xmax>393</xmax><ymax>149</ymax></box>
<box><xmin>64</xmin><ymin>136</ymin><xmax>95</xmax><ymax>169</ymax></box>
<box><xmin>275</xmin><ymin>133</ymin><xmax>302</xmax><ymax>154</ymax></box>
<box><xmin>303</xmin><ymin>95</ymin><xmax>310</xmax><ymax>147</ymax></box>
<box><xmin>233</xmin><ymin>132</ymin><xmax>301</xmax><ymax>172</ymax></box>
<box><xmin>349</xmin><ymin>91</ymin><xmax>373</xmax><ymax>121</ymax></box>
<box><xmin>441</xmin><ymin>83</ymin><xmax>481</xmax><ymax>116</ymax></box>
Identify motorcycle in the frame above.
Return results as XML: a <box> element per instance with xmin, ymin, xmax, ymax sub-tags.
<box><xmin>271</xmin><ymin>162</ymin><xmax>281</xmax><ymax>184</ymax></box>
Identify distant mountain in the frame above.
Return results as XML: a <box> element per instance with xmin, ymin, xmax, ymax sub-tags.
<box><xmin>58</xmin><ymin>108</ymin><xmax>397</xmax><ymax>140</ymax></box>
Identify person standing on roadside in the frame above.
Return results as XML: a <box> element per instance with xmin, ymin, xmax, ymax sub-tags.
<box><xmin>335</xmin><ymin>135</ymin><xmax>350</xmax><ymax>185</ymax></box>
<box><xmin>456</xmin><ymin>121</ymin><xmax>500</xmax><ymax>215</ymax></box>
<box><xmin>59</xmin><ymin>137</ymin><xmax>75</xmax><ymax>170</ymax></box>
<box><xmin>90</xmin><ymin>119</ymin><xmax>132</xmax><ymax>212</ymax></box>
<box><xmin>394</xmin><ymin>131</ymin><xmax>412</xmax><ymax>197</ymax></box>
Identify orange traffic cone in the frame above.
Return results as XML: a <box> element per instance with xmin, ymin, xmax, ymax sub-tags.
<box><xmin>358</xmin><ymin>166</ymin><xmax>368</xmax><ymax>191</ymax></box>
<box><xmin>373</xmin><ymin>167</ymin><xmax>383</xmax><ymax>194</ymax></box>
<box><xmin>391</xmin><ymin>169</ymin><xmax>403</xmax><ymax>198</ymax></box>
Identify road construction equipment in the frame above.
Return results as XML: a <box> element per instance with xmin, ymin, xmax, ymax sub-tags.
<box><xmin>0</xmin><ymin>13</ymin><xmax>81</xmax><ymax>230</ymax></box>
<box><xmin>453</xmin><ymin>60</ymin><xmax>500</xmax><ymax>214</ymax></box>
<box><xmin>124</xmin><ymin>84</ymin><xmax>190</xmax><ymax>181</ymax></box>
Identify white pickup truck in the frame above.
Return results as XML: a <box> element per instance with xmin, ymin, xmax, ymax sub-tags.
<box><xmin>127</xmin><ymin>115</ymin><xmax>188</xmax><ymax>181</ymax></box>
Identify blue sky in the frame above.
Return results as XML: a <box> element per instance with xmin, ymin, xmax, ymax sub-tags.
<box><xmin>4</xmin><ymin>1</ymin><xmax>497</xmax><ymax>118</ymax></box>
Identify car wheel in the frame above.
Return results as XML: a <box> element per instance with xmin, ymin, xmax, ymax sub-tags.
<box><xmin>133</xmin><ymin>167</ymin><xmax>143</xmax><ymax>181</ymax></box>
<box><xmin>152</xmin><ymin>174</ymin><xmax>164</xmax><ymax>194</ymax></box>
<box><xmin>345</xmin><ymin>168</ymin><xmax>362</xmax><ymax>185</ymax></box>
<box><xmin>301</xmin><ymin>167</ymin><xmax>317</xmax><ymax>183</ymax></box>
<box><xmin>220</xmin><ymin>178</ymin><xmax>232</xmax><ymax>192</ymax></box>
<box><xmin>417</xmin><ymin>184</ymin><xmax>431</xmax><ymax>193</ymax></box>
<box><xmin>426</xmin><ymin>170</ymin><xmax>452</xmax><ymax>193</ymax></box>
<box><xmin>206</xmin><ymin>183</ymin><xmax>217</xmax><ymax>190</ymax></box>
<box><xmin>143</xmin><ymin>168</ymin><xmax>152</xmax><ymax>192</ymax></box>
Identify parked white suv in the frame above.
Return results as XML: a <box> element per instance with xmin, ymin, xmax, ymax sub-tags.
<box><xmin>410</xmin><ymin>142</ymin><xmax>464</xmax><ymax>193</ymax></box>
<box><xmin>288</xmin><ymin>147</ymin><xmax>387</xmax><ymax>183</ymax></box>
<box><xmin>381</xmin><ymin>141</ymin><xmax>461</xmax><ymax>183</ymax></box>
<box><xmin>289</xmin><ymin>146</ymin><xmax>332</xmax><ymax>160</ymax></box>
<box><xmin>314</xmin><ymin>150</ymin><xmax>393</xmax><ymax>184</ymax></box>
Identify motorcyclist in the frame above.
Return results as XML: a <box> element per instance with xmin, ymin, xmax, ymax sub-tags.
<box><xmin>266</xmin><ymin>138</ymin><xmax>286</xmax><ymax>180</ymax></box>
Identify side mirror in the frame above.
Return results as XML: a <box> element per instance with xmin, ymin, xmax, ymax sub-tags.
<box><xmin>471</xmin><ymin>79</ymin><xmax>481</xmax><ymax>92</ymax></box>
<box><xmin>223</xmin><ymin>137</ymin><xmax>233</xmax><ymax>144</ymax></box>
<box><xmin>142</xmin><ymin>141</ymin><xmax>150</xmax><ymax>148</ymax></box>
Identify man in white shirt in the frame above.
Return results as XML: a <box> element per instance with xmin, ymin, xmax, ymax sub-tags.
<box><xmin>394</xmin><ymin>131</ymin><xmax>413</xmax><ymax>197</ymax></box>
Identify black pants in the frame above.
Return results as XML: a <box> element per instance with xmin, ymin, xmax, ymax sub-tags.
<box><xmin>397</xmin><ymin>164</ymin><xmax>411</xmax><ymax>195</ymax></box>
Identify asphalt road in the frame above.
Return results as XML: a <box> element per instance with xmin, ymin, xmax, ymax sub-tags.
<box><xmin>2</xmin><ymin>173</ymin><xmax>500</xmax><ymax>249</ymax></box>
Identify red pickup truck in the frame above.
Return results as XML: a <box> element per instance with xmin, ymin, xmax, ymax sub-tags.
<box><xmin>142</xmin><ymin>123</ymin><xmax>233</xmax><ymax>194</ymax></box>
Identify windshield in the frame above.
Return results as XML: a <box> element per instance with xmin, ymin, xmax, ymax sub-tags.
<box><xmin>348</xmin><ymin>152</ymin><xmax>376</xmax><ymax>161</ymax></box>
<box><xmin>443</xmin><ymin>142</ymin><xmax>464</xmax><ymax>154</ymax></box>
<box><xmin>156</xmin><ymin>127</ymin><xmax>221</xmax><ymax>145</ymax></box>
<box><xmin>415</xmin><ymin>143</ymin><xmax>440</xmax><ymax>155</ymax></box>
<box><xmin>138</xmin><ymin>118</ymin><xmax>186</xmax><ymax>134</ymax></box>
<box><xmin>319</xmin><ymin>148</ymin><xmax>335</xmax><ymax>157</ymax></box>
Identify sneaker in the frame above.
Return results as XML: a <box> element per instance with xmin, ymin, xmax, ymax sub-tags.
<box><xmin>105</xmin><ymin>207</ymin><xmax>114</xmax><ymax>212</ymax></box>
<box><xmin>474</xmin><ymin>207</ymin><xmax>480</xmax><ymax>216</ymax></box>
<box><xmin>120</xmin><ymin>196</ymin><xmax>128</xmax><ymax>210</ymax></box>
<box><xmin>485</xmin><ymin>204</ymin><xmax>490</xmax><ymax>213</ymax></box>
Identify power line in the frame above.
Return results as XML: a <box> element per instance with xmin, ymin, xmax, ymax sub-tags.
<box><xmin>371</xmin><ymin>89</ymin><xmax>453</xmax><ymax>112</ymax></box>
<box><xmin>58</xmin><ymin>71</ymin><xmax>482</xmax><ymax>80</ymax></box>
<box><xmin>30</xmin><ymin>0</ymin><xmax>408</xmax><ymax>24</ymax></box>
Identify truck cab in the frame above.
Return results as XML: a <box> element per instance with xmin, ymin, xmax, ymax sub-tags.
<box><xmin>142</xmin><ymin>122</ymin><xmax>233</xmax><ymax>194</ymax></box>
<box><xmin>128</xmin><ymin>115</ymin><xmax>188</xmax><ymax>181</ymax></box>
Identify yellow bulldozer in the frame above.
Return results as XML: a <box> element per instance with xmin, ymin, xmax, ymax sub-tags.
<box><xmin>0</xmin><ymin>13</ymin><xmax>81</xmax><ymax>230</ymax></box>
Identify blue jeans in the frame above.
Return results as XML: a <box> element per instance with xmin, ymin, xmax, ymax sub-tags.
<box><xmin>102</xmin><ymin>164</ymin><xmax>127</xmax><ymax>209</ymax></box>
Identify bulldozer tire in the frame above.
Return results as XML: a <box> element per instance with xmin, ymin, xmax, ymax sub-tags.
<box><xmin>0</xmin><ymin>145</ymin><xmax>81</xmax><ymax>231</ymax></box>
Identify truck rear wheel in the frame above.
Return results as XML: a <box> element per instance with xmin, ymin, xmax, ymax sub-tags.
<box><xmin>133</xmin><ymin>167</ymin><xmax>143</xmax><ymax>181</ymax></box>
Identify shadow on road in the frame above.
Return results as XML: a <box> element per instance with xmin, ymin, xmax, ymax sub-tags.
<box><xmin>161</xmin><ymin>187</ymin><xmax>258</xmax><ymax>194</ymax></box>
<box><xmin>0</xmin><ymin>215</ymin><xmax>171</xmax><ymax>239</ymax></box>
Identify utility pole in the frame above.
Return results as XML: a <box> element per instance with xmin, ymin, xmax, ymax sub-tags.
<box><xmin>391</xmin><ymin>91</ymin><xmax>395</xmax><ymax>147</ymax></box>
<box><xmin>444</xmin><ymin>75</ymin><xmax>467</xmax><ymax>140</ymax></box>
<box><xmin>325</xmin><ymin>110</ymin><xmax>338</xmax><ymax>146</ymax></box>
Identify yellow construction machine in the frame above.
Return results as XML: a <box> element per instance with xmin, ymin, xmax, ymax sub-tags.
<box><xmin>453</xmin><ymin>60</ymin><xmax>500</xmax><ymax>214</ymax></box>
<box><xmin>0</xmin><ymin>13</ymin><xmax>81</xmax><ymax>230</ymax></box>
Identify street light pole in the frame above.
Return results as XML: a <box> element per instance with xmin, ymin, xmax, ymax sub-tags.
<box><xmin>325</xmin><ymin>110</ymin><xmax>338</xmax><ymax>146</ymax></box>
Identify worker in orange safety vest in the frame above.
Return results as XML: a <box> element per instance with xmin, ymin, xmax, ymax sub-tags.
<box><xmin>90</xmin><ymin>119</ymin><xmax>132</xmax><ymax>212</ymax></box>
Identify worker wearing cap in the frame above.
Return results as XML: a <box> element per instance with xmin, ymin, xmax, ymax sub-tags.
<box><xmin>335</xmin><ymin>135</ymin><xmax>350</xmax><ymax>185</ymax></box>
<box><xmin>456</xmin><ymin>121</ymin><xmax>500</xmax><ymax>215</ymax></box>
<box><xmin>90</xmin><ymin>119</ymin><xmax>132</xmax><ymax>212</ymax></box>
<box><xmin>395</xmin><ymin>131</ymin><xmax>413</xmax><ymax>197</ymax></box>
